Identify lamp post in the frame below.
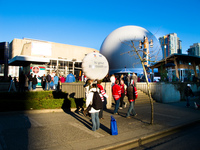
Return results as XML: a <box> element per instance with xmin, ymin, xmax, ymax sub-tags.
<box><xmin>139</xmin><ymin>36</ymin><xmax>153</xmax><ymax>73</ymax></box>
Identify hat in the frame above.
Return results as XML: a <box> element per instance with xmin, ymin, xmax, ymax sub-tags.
<box><xmin>187</xmin><ymin>84</ymin><xmax>191</xmax><ymax>87</ymax></box>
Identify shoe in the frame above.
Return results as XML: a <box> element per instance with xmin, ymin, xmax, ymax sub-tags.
<box><xmin>133</xmin><ymin>114</ymin><xmax>137</xmax><ymax>117</ymax></box>
<box><xmin>100</xmin><ymin>118</ymin><xmax>104</xmax><ymax>119</ymax></box>
<box><xmin>124</xmin><ymin>102</ymin><xmax>127</xmax><ymax>108</ymax></box>
<box><xmin>126</xmin><ymin>116</ymin><xmax>131</xmax><ymax>119</ymax></box>
<box><xmin>83</xmin><ymin>110</ymin><xmax>88</xmax><ymax>116</ymax></box>
<box><xmin>114</xmin><ymin>113</ymin><xmax>118</xmax><ymax>115</ymax></box>
<box><xmin>119</xmin><ymin>107</ymin><xmax>123</xmax><ymax>109</ymax></box>
<box><xmin>194</xmin><ymin>102</ymin><xmax>198</xmax><ymax>109</ymax></box>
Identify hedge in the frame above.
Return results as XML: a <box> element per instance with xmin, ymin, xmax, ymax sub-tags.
<box><xmin>0</xmin><ymin>91</ymin><xmax>86</xmax><ymax>112</ymax></box>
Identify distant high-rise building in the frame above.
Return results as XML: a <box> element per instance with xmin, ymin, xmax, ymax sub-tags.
<box><xmin>188</xmin><ymin>43</ymin><xmax>200</xmax><ymax>56</ymax></box>
<box><xmin>159</xmin><ymin>33</ymin><xmax>182</xmax><ymax>59</ymax></box>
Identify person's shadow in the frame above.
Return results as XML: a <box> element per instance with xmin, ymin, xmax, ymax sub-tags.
<box><xmin>59</xmin><ymin>91</ymin><xmax>110</xmax><ymax>133</ymax></box>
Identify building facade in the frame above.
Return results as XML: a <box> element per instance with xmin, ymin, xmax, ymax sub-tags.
<box><xmin>7</xmin><ymin>38</ymin><xmax>98</xmax><ymax>82</ymax></box>
<box><xmin>188</xmin><ymin>43</ymin><xmax>200</xmax><ymax>56</ymax></box>
<box><xmin>159</xmin><ymin>33</ymin><xmax>182</xmax><ymax>59</ymax></box>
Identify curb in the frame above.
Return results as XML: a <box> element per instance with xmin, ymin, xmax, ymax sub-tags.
<box><xmin>100</xmin><ymin>119</ymin><xmax>200</xmax><ymax>150</ymax></box>
<box><xmin>0</xmin><ymin>108</ymin><xmax>77</xmax><ymax>115</ymax></box>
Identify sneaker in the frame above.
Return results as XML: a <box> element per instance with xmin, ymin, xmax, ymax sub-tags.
<box><xmin>124</xmin><ymin>102</ymin><xmax>127</xmax><ymax>108</ymax></box>
<box><xmin>114</xmin><ymin>112</ymin><xmax>119</xmax><ymax>115</ymax></box>
<box><xmin>126</xmin><ymin>116</ymin><xmax>131</xmax><ymax>119</ymax></box>
<box><xmin>119</xmin><ymin>107</ymin><xmax>123</xmax><ymax>109</ymax></box>
<box><xmin>133</xmin><ymin>114</ymin><xmax>137</xmax><ymax>117</ymax></box>
<box><xmin>194</xmin><ymin>102</ymin><xmax>198</xmax><ymax>109</ymax></box>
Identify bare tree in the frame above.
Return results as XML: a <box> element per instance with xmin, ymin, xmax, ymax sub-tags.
<box><xmin>121</xmin><ymin>37</ymin><xmax>161</xmax><ymax>125</ymax></box>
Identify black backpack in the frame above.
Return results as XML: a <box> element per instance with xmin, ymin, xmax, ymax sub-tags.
<box><xmin>92</xmin><ymin>90</ymin><xmax>103</xmax><ymax>110</ymax></box>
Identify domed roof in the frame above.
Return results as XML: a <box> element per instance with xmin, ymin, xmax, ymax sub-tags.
<box><xmin>100</xmin><ymin>25</ymin><xmax>162</xmax><ymax>74</ymax></box>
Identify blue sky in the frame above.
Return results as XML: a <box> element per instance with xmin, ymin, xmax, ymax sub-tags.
<box><xmin>0</xmin><ymin>0</ymin><xmax>200</xmax><ymax>54</ymax></box>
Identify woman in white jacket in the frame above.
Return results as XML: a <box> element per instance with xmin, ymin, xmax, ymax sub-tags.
<box><xmin>86</xmin><ymin>84</ymin><xmax>100</xmax><ymax>131</ymax></box>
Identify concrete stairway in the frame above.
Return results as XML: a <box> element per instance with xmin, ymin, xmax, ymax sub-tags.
<box><xmin>124</xmin><ymin>90</ymin><xmax>151</xmax><ymax>104</ymax></box>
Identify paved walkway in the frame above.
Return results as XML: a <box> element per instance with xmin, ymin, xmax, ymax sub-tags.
<box><xmin>0</xmin><ymin>98</ymin><xmax>200</xmax><ymax>150</ymax></box>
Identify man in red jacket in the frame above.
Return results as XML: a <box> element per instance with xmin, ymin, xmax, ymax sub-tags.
<box><xmin>126</xmin><ymin>82</ymin><xmax>138</xmax><ymax>118</ymax></box>
<box><xmin>112</xmin><ymin>80</ymin><xmax>121</xmax><ymax>114</ymax></box>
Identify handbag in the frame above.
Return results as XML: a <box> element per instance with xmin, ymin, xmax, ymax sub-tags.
<box><xmin>110</xmin><ymin>115</ymin><xmax>118</xmax><ymax>135</ymax></box>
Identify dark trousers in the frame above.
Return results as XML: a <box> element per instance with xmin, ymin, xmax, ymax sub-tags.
<box><xmin>120</xmin><ymin>93</ymin><xmax>125</xmax><ymax>107</ymax></box>
<box><xmin>99</xmin><ymin>109</ymin><xmax>103</xmax><ymax>118</ymax></box>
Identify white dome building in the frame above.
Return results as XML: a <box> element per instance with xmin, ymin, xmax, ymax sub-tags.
<box><xmin>100</xmin><ymin>25</ymin><xmax>162</xmax><ymax>74</ymax></box>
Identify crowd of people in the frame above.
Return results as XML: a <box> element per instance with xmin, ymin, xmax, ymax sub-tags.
<box><xmin>7</xmin><ymin>71</ymin><xmax>79</xmax><ymax>92</ymax></box>
<box><xmin>83</xmin><ymin>73</ymin><xmax>139</xmax><ymax>131</ymax></box>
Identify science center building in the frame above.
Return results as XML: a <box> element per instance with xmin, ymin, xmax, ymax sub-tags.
<box><xmin>8</xmin><ymin>38</ymin><xmax>98</xmax><ymax>80</ymax></box>
<box><xmin>100</xmin><ymin>25</ymin><xmax>162</xmax><ymax>74</ymax></box>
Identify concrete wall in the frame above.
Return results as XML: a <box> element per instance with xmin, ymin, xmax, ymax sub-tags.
<box><xmin>61</xmin><ymin>82</ymin><xmax>112</xmax><ymax>109</ymax></box>
<box><xmin>137</xmin><ymin>82</ymin><xmax>200</xmax><ymax>103</ymax></box>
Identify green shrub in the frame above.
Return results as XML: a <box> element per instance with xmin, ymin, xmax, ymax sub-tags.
<box><xmin>0</xmin><ymin>91</ymin><xmax>85</xmax><ymax>112</ymax></box>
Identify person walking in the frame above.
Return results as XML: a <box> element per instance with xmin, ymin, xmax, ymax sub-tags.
<box><xmin>97</xmin><ymin>80</ymin><xmax>108</xmax><ymax>119</ymax></box>
<box><xmin>184</xmin><ymin>84</ymin><xmax>194</xmax><ymax>107</ymax></box>
<box><xmin>112</xmin><ymin>80</ymin><xmax>121</xmax><ymax>115</ymax></box>
<box><xmin>83</xmin><ymin>79</ymin><xmax>93</xmax><ymax>116</ymax></box>
<box><xmin>86</xmin><ymin>84</ymin><xmax>100</xmax><ymax>131</ymax></box>
<box><xmin>126</xmin><ymin>82</ymin><xmax>138</xmax><ymax>118</ymax></box>
<box><xmin>46</xmin><ymin>73</ymin><xmax>51</xmax><ymax>91</ymax></box>
<box><xmin>132</xmin><ymin>73</ymin><xmax>138</xmax><ymax>87</ymax></box>
<box><xmin>32</xmin><ymin>75</ymin><xmax>38</xmax><ymax>90</ymax></box>
<box><xmin>119</xmin><ymin>79</ymin><xmax>127</xmax><ymax>109</ymax></box>
<box><xmin>53</xmin><ymin>74</ymin><xmax>59</xmax><ymax>90</ymax></box>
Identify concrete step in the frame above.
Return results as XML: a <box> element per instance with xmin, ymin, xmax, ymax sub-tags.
<box><xmin>123</xmin><ymin>90</ymin><xmax>153</xmax><ymax>104</ymax></box>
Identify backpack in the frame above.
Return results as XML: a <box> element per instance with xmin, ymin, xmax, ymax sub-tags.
<box><xmin>92</xmin><ymin>90</ymin><xmax>103</xmax><ymax>110</ymax></box>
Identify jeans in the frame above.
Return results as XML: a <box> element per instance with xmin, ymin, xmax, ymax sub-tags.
<box><xmin>126</xmin><ymin>101</ymin><xmax>136</xmax><ymax>117</ymax></box>
<box><xmin>32</xmin><ymin>84</ymin><xmax>36</xmax><ymax>90</ymax></box>
<box><xmin>186</xmin><ymin>96</ymin><xmax>191</xmax><ymax>107</ymax></box>
<box><xmin>114</xmin><ymin>98</ymin><xmax>120</xmax><ymax>114</ymax></box>
<box><xmin>91</xmin><ymin>112</ymin><xmax>100</xmax><ymax>131</ymax></box>
<box><xmin>54</xmin><ymin>84</ymin><xmax>58</xmax><ymax>90</ymax></box>
<box><xmin>28</xmin><ymin>81</ymin><xmax>32</xmax><ymax>90</ymax></box>
<box><xmin>46</xmin><ymin>82</ymin><xmax>50</xmax><ymax>90</ymax></box>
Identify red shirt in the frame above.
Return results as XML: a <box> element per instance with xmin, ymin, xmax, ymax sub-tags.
<box><xmin>112</xmin><ymin>84</ymin><xmax>121</xmax><ymax>100</ymax></box>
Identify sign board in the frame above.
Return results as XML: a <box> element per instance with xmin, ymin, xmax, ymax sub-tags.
<box><xmin>82</xmin><ymin>52</ymin><xmax>109</xmax><ymax>80</ymax></box>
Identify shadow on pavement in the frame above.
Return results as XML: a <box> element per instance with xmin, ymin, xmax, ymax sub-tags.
<box><xmin>60</xmin><ymin>91</ymin><xmax>111</xmax><ymax>134</ymax></box>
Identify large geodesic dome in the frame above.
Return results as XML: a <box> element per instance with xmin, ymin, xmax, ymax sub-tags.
<box><xmin>100</xmin><ymin>25</ymin><xmax>162</xmax><ymax>74</ymax></box>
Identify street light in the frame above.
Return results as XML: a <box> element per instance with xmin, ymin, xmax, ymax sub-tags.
<box><xmin>139</xmin><ymin>36</ymin><xmax>153</xmax><ymax>72</ymax></box>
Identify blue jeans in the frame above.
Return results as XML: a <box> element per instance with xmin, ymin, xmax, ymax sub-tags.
<box><xmin>126</xmin><ymin>101</ymin><xmax>136</xmax><ymax>117</ymax></box>
<box><xmin>46</xmin><ymin>82</ymin><xmax>50</xmax><ymax>90</ymax></box>
<box><xmin>28</xmin><ymin>81</ymin><xmax>32</xmax><ymax>90</ymax></box>
<box><xmin>186</xmin><ymin>96</ymin><xmax>191</xmax><ymax>107</ymax></box>
<box><xmin>91</xmin><ymin>112</ymin><xmax>100</xmax><ymax>131</ymax></box>
<box><xmin>32</xmin><ymin>84</ymin><xmax>36</xmax><ymax>90</ymax></box>
<box><xmin>114</xmin><ymin>98</ymin><xmax>120</xmax><ymax>114</ymax></box>
<box><xmin>54</xmin><ymin>84</ymin><xmax>58</xmax><ymax>90</ymax></box>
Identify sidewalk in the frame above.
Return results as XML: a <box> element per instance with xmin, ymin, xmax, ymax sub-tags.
<box><xmin>0</xmin><ymin>99</ymin><xmax>200</xmax><ymax>150</ymax></box>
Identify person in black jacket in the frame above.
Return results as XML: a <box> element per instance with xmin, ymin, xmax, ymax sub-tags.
<box><xmin>32</xmin><ymin>75</ymin><xmax>38</xmax><ymax>90</ymax></box>
<box><xmin>40</xmin><ymin>74</ymin><xmax>46</xmax><ymax>90</ymax></box>
<box><xmin>184</xmin><ymin>84</ymin><xmax>194</xmax><ymax>107</ymax></box>
<box><xmin>46</xmin><ymin>73</ymin><xmax>51</xmax><ymax>91</ymax></box>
